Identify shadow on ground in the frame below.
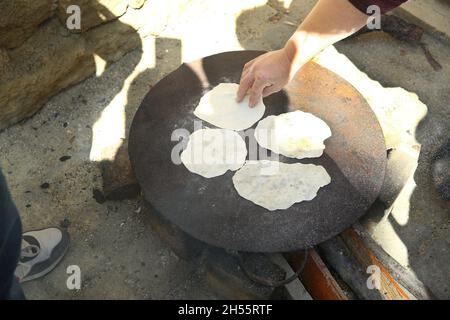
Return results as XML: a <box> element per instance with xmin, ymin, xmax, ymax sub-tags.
<box><xmin>11</xmin><ymin>2</ymin><xmax>216</xmax><ymax>300</ymax></box>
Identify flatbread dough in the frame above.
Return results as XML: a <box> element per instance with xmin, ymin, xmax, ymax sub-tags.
<box><xmin>254</xmin><ymin>111</ymin><xmax>332</xmax><ymax>159</ymax></box>
<box><xmin>194</xmin><ymin>83</ymin><xmax>266</xmax><ymax>131</ymax></box>
<box><xmin>232</xmin><ymin>160</ymin><xmax>331</xmax><ymax>211</ymax></box>
<box><xmin>181</xmin><ymin>128</ymin><xmax>247</xmax><ymax>178</ymax></box>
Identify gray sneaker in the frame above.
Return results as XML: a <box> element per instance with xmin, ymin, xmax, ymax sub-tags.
<box><xmin>15</xmin><ymin>227</ymin><xmax>70</xmax><ymax>283</ymax></box>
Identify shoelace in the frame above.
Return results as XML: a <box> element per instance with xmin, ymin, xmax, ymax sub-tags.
<box><xmin>20</xmin><ymin>241</ymin><xmax>40</xmax><ymax>259</ymax></box>
<box><xmin>15</xmin><ymin>242</ymin><xmax>40</xmax><ymax>280</ymax></box>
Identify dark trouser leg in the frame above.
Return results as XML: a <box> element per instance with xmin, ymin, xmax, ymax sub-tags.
<box><xmin>0</xmin><ymin>169</ymin><xmax>25</xmax><ymax>300</ymax></box>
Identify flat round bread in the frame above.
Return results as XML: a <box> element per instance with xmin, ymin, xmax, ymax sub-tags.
<box><xmin>232</xmin><ymin>160</ymin><xmax>331</xmax><ymax>211</ymax></box>
<box><xmin>194</xmin><ymin>83</ymin><xmax>266</xmax><ymax>131</ymax></box>
<box><xmin>181</xmin><ymin>128</ymin><xmax>247</xmax><ymax>178</ymax></box>
<box><xmin>255</xmin><ymin>111</ymin><xmax>332</xmax><ymax>159</ymax></box>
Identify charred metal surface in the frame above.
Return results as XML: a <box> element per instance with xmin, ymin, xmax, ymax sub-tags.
<box><xmin>129</xmin><ymin>51</ymin><xmax>386</xmax><ymax>252</ymax></box>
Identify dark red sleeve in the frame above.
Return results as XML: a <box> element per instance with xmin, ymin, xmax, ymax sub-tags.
<box><xmin>348</xmin><ymin>0</ymin><xmax>408</xmax><ymax>15</ymax></box>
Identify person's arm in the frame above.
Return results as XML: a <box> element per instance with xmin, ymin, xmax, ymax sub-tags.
<box><xmin>237</xmin><ymin>0</ymin><xmax>401</xmax><ymax>107</ymax></box>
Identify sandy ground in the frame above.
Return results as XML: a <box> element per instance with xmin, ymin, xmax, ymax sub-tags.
<box><xmin>0</xmin><ymin>0</ymin><xmax>448</xmax><ymax>299</ymax></box>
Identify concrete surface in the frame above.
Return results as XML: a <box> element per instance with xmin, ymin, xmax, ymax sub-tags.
<box><xmin>0</xmin><ymin>46</ymin><xmax>217</xmax><ymax>300</ymax></box>
<box><xmin>0</xmin><ymin>0</ymin><xmax>448</xmax><ymax>299</ymax></box>
<box><xmin>395</xmin><ymin>0</ymin><xmax>450</xmax><ymax>40</ymax></box>
<box><xmin>336</xmin><ymin>31</ymin><xmax>450</xmax><ymax>299</ymax></box>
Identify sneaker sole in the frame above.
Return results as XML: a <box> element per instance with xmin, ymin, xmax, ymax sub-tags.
<box><xmin>20</xmin><ymin>227</ymin><xmax>70</xmax><ymax>283</ymax></box>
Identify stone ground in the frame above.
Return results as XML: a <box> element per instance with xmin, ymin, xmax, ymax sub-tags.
<box><xmin>0</xmin><ymin>0</ymin><xmax>449</xmax><ymax>299</ymax></box>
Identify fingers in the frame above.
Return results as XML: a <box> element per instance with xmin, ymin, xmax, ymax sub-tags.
<box><xmin>236</xmin><ymin>60</ymin><xmax>256</xmax><ymax>102</ymax></box>
<box><xmin>243</xmin><ymin>60</ymin><xmax>255</xmax><ymax>73</ymax></box>
<box><xmin>248</xmin><ymin>77</ymin><xmax>267</xmax><ymax>108</ymax></box>
<box><xmin>262</xmin><ymin>85</ymin><xmax>280</xmax><ymax>98</ymax></box>
<box><xmin>240</xmin><ymin>68</ymin><xmax>251</xmax><ymax>84</ymax></box>
<box><xmin>236</xmin><ymin>73</ymin><xmax>254</xmax><ymax>103</ymax></box>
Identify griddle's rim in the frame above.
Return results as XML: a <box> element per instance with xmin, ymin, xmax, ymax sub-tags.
<box><xmin>128</xmin><ymin>50</ymin><xmax>387</xmax><ymax>252</ymax></box>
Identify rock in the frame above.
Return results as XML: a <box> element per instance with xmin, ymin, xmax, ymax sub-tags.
<box><xmin>0</xmin><ymin>0</ymin><xmax>56</xmax><ymax>49</ymax></box>
<box><xmin>84</xmin><ymin>12</ymin><xmax>142</xmax><ymax>62</ymax></box>
<box><xmin>0</xmin><ymin>15</ymin><xmax>141</xmax><ymax>130</ymax></box>
<box><xmin>40</xmin><ymin>182</ymin><xmax>50</xmax><ymax>189</ymax></box>
<box><xmin>0</xmin><ymin>0</ymin><xmax>178</xmax><ymax>131</ymax></box>
<box><xmin>100</xmin><ymin>144</ymin><xmax>140</xmax><ymax>201</ymax></box>
<box><xmin>129</xmin><ymin>0</ymin><xmax>146</xmax><ymax>9</ymax></box>
<box><xmin>432</xmin><ymin>140</ymin><xmax>450</xmax><ymax>201</ymax></box>
<box><xmin>59</xmin><ymin>156</ymin><xmax>72</xmax><ymax>162</ymax></box>
<box><xmin>0</xmin><ymin>49</ymin><xmax>11</xmax><ymax>72</ymax></box>
<box><xmin>57</xmin><ymin>0</ymin><xmax>133</xmax><ymax>33</ymax></box>
<box><xmin>118</xmin><ymin>0</ymin><xmax>182</xmax><ymax>37</ymax></box>
<box><xmin>0</xmin><ymin>19</ymin><xmax>88</xmax><ymax>131</ymax></box>
<box><xmin>92</xmin><ymin>188</ymin><xmax>106</xmax><ymax>204</ymax></box>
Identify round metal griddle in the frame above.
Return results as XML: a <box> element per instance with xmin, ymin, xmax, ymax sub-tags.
<box><xmin>129</xmin><ymin>51</ymin><xmax>386</xmax><ymax>252</ymax></box>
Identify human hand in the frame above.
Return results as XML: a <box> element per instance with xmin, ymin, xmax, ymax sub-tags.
<box><xmin>236</xmin><ymin>48</ymin><xmax>294</xmax><ymax>108</ymax></box>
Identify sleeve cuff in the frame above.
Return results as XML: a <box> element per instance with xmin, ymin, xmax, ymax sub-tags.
<box><xmin>348</xmin><ymin>0</ymin><xmax>408</xmax><ymax>15</ymax></box>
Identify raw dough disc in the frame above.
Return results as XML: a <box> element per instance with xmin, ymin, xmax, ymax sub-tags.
<box><xmin>232</xmin><ymin>160</ymin><xmax>331</xmax><ymax>211</ymax></box>
<box><xmin>255</xmin><ymin>110</ymin><xmax>332</xmax><ymax>159</ymax></box>
<box><xmin>181</xmin><ymin>128</ymin><xmax>247</xmax><ymax>178</ymax></box>
<box><xmin>194</xmin><ymin>83</ymin><xmax>266</xmax><ymax>131</ymax></box>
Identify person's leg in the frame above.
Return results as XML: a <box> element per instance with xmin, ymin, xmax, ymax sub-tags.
<box><xmin>0</xmin><ymin>169</ymin><xmax>25</xmax><ymax>300</ymax></box>
<box><xmin>7</xmin><ymin>276</ymin><xmax>26</xmax><ymax>300</ymax></box>
<box><xmin>1</xmin><ymin>169</ymin><xmax>70</xmax><ymax>300</ymax></box>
